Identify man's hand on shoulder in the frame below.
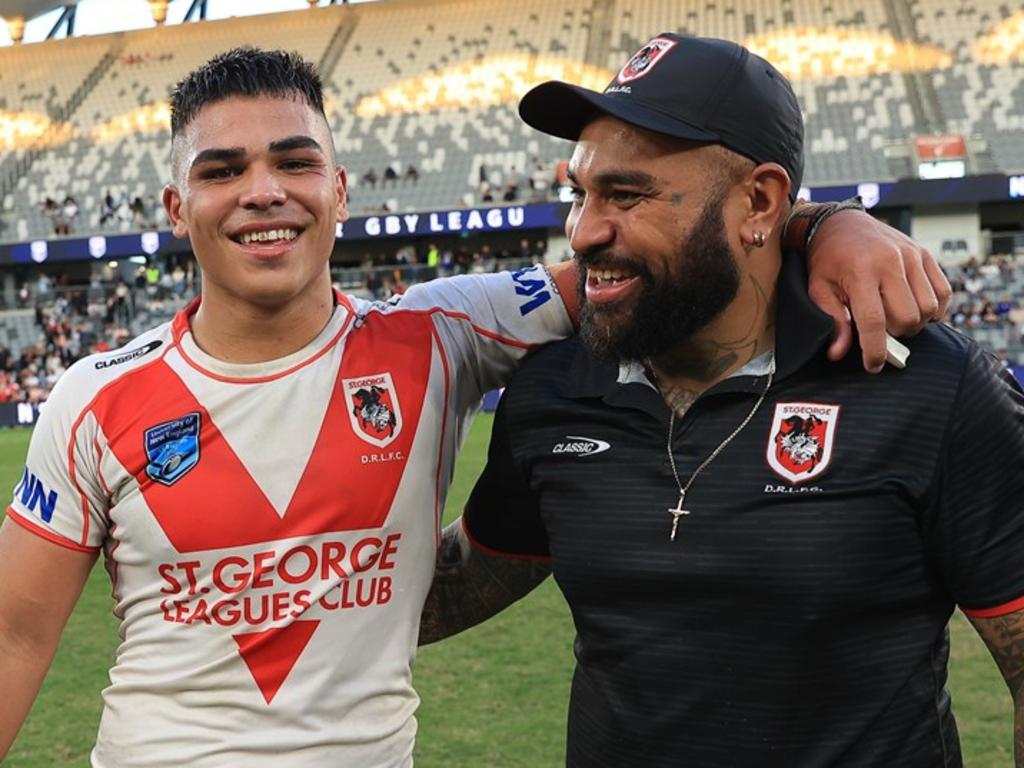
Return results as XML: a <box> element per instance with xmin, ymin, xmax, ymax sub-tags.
<box><xmin>789</xmin><ymin>202</ymin><xmax>952</xmax><ymax>373</ymax></box>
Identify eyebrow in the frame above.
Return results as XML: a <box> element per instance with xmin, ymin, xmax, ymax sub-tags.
<box><xmin>269</xmin><ymin>135</ymin><xmax>324</xmax><ymax>154</ymax></box>
<box><xmin>566</xmin><ymin>168</ymin><xmax>659</xmax><ymax>189</ymax></box>
<box><xmin>190</xmin><ymin>147</ymin><xmax>245</xmax><ymax>169</ymax></box>
<box><xmin>189</xmin><ymin>136</ymin><xmax>324</xmax><ymax>171</ymax></box>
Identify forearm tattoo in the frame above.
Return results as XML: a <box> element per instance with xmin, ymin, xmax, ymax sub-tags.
<box><xmin>970</xmin><ymin>613</ymin><xmax>1024</xmax><ymax>764</ymax></box>
<box><xmin>418</xmin><ymin>520</ymin><xmax>551</xmax><ymax>645</ymax></box>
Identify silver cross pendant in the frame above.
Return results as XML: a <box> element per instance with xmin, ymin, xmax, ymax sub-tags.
<box><xmin>668</xmin><ymin>494</ymin><xmax>690</xmax><ymax>542</ymax></box>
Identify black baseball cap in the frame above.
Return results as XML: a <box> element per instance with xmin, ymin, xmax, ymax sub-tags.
<box><xmin>519</xmin><ymin>34</ymin><xmax>804</xmax><ymax>200</ymax></box>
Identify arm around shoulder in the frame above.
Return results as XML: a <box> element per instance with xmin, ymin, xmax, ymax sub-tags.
<box><xmin>0</xmin><ymin>518</ymin><xmax>96</xmax><ymax>759</ymax></box>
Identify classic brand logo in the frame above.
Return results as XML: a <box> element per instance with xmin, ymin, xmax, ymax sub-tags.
<box><xmin>614</xmin><ymin>36</ymin><xmax>678</xmax><ymax>85</ymax></box>
<box><xmin>95</xmin><ymin>340</ymin><xmax>163</xmax><ymax>369</ymax></box>
<box><xmin>766</xmin><ymin>402</ymin><xmax>840</xmax><ymax>484</ymax></box>
<box><xmin>342</xmin><ymin>372</ymin><xmax>402</xmax><ymax>448</ymax></box>
<box><xmin>551</xmin><ymin>436</ymin><xmax>611</xmax><ymax>456</ymax></box>
<box><xmin>144</xmin><ymin>412</ymin><xmax>201</xmax><ymax>486</ymax></box>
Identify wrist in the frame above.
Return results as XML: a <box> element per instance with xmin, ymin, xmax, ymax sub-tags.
<box><xmin>804</xmin><ymin>196</ymin><xmax>866</xmax><ymax>251</ymax></box>
<box><xmin>781</xmin><ymin>200</ymin><xmax>828</xmax><ymax>251</ymax></box>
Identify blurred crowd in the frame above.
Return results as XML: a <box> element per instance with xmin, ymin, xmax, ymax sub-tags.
<box><xmin>0</xmin><ymin>248</ymin><xmax>1019</xmax><ymax>408</ymax></box>
<box><xmin>946</xmin><ymin>254</ymin><xmax>1024</xmax><ymax>336</ymax></box>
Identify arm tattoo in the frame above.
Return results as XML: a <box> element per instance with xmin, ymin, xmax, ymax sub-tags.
<box><xmin>418</xmin><ymin>518</ymin><xmax>551</xmax><ymax>645</ymax></box>
<box><xmin>969</xmin><ymin>611</ymin><xmax>1024</xmax><ymax>764</ymax></box>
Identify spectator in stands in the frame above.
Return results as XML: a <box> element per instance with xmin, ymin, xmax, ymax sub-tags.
<box><xmin>38</xmin><ymin>197</ymin><xmax>61</xmax><ymax>235</ymax></box>
<box><xmin>130</xmin><ymin>197</ymin><xmax>147</xmax><ymax>228</ymax></box>
<box><xmin>361</xmin><ymin>167</ymin><xmax>378</xmax><ymax>188</ymax></box>
<box><xmin>60</xmin><ymin>196</ymin><xmax>78</xmax><ymax>235</ymax></box>
<box><xmin>529</xmin><ymin>159</ymin><xmax>549</xmax><ymax>201</ymax></box>
<box><xmin>996</xmin><ymin>294</ymin><xmax>1016</xmax><ymax>320</ymax></box>
<box><xmin>384</xmin><ymin>162</ymin><xmax>400</xmax><ymax>186</ymax></box>
<box><xmin>405</xmin><ymin>163</ymin><xmax>419</xmax><ymax>184</ymax></box>
<box><xmin>115</xmin><ymin>194</ymin><xmax>133</xmax><ymax>227</ymax></box>
<box><xmin>99</xmin><ymin>190</ymin><xmax>117</xmax><ymax>227</ymax></box>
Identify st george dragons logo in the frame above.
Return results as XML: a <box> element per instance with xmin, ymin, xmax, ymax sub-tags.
<box><xmin>766</xmin><ymin>402</ymin><xmax>840</xmax><ymax>484</ymax></box>
<box><xmin>342</xmin><ymin>372</ymin><xmax>402</xmax><ymax>448</ymax></box>
<box><xmin>615</xmin><ymin>37</ymin><xmax>678</xmax><ymax>84</ymax></box>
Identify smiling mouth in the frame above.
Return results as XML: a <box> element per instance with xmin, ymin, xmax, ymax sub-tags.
<box><xmin>232</xmin><ymin>227</ymin><xmax>301</xmax><ymax>245</ymax></box>
<box><xmin>584</xmin><ymin>264</ymin><xmax>643</xmax><ymax>306</ymax></box>
<box><xmin>587</xmin><ymin>266</ymin><xmax>638</xmax><ymax>286</ymax></box>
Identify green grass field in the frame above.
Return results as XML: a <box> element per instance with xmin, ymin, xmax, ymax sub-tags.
<box><xmin>0</xmin><ymin>420</ymin><xmax>1014</xmax><ymax>767</ymax></box>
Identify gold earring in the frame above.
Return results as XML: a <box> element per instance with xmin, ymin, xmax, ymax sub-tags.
<box><xmin>752</xmin><ymin>230</ymin><xmax>766</xmax><ymax>248</ymax></box>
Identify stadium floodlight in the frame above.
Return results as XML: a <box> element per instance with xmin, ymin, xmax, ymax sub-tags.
<box><xmin>1</xmin><ymin>14</ymin><xmax>24</xmax><ymax>42</ymax></box>
<box><xmin>147</xmin><ymin>0</ymin><xmax>168</xmax><ymax>25</ymax></box>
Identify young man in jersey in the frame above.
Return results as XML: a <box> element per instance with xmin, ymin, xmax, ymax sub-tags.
<box><xmin>421</xmin><ymin>35</ymin><xmax>1024</xmax><ymax>767</ymax></box>
<box><xmin>0</xmin><ymin>47</ymin><xmax>952</xmax><ymax>766</ymax></box>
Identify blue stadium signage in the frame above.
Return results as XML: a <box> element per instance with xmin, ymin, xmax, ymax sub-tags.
<box><xmin>5</xmin><ymin>231</ymin><xmax>173</xmax><ymax>265</ymax></box>
<box><xmin>0</xmin><ymin>204</ymin><xmax>569</xmax><ymax>263</ymax></box>
<box><xmin>336</xmin><ymin>203</ymin><xmax>568</xmax><ymax>240</ymax></box>
<box><xmin>803</xmin><ymin>173</ymin><xmax>1024</xmax><ymax>208</ymax></box>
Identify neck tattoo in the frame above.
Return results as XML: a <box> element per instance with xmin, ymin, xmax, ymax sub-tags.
<box><xmin>664</xmin><ymin>358</ymin><xmax>774</xmax><ymax>542</ymax></box>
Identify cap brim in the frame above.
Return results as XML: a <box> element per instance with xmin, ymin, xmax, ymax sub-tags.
<box><xmin>518</xmin><ymin>81</ymin><xmax>720</xmax><ymax>144</ymax></box>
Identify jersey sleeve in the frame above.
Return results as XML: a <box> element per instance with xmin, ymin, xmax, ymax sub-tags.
<box><xmin>926</xmin><ymin>346</ymin><xmax>1024</xmax><ymax>617</ymax></box>
<box><xmin>462</xmin><ymin>392</ymin><xmax>550</xmax><ymax>559</ymax></box>
<box><xmin>6</xmin><ymin>368</ymin><xmax>108</xmax><ymax>553</ymax></box>
<box><xmin>397</xmin><ymin>265</ymin><xmax>573</xmax><ymax>399</ymax></box>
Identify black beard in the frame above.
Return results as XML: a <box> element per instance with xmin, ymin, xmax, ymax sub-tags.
<box><xmin>576</xmin><ymin>194</ymin><xmax>740</xmax><ymax>363</ymax></box>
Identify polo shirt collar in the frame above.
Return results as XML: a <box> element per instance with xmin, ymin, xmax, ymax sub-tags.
<box><xmin>560</xmin><ymin>249</ymin><xmax>835</xmax><ymax>401</ymax></box>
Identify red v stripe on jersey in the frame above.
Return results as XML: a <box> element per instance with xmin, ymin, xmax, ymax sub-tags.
<box><xmin>234</xmin><ymin>620</ymin><xmax>320</xmax><ymax>703</ymax></box>
<box><xmin>91</xmin><ymin>313</ymin><xmax>436</xmax><ymax>553</ymax></box>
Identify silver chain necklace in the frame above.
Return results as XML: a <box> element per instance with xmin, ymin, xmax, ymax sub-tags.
<box><xmin>664</xmin><ymin>363</ymin><xmax>774</xmax><ymax>542</ymax></box>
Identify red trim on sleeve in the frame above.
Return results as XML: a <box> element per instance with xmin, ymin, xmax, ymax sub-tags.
<box><xmin>461</xmin><ymin>514</ymin><xmax>552</xmax><ymax>563</ymax></box>
<box><xmin>961</xmin><ymin>595</ymin><xmax>1024</xmax><ymax>619</ymax></box>
<box><xmin>430</xmin><ymin>323</ymin><xmax>452</xmax><ymax>552</ymax></box>
<box><xmin>6</xmin><ymin>507</ymin><xmax>100</xmax><ymax>554</ymax></box>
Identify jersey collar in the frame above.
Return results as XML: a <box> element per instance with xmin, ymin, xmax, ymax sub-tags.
<box><xmin>170</xmin><ymin>289</ymin><xmax>355</xmax><ymax>382</ymax></box>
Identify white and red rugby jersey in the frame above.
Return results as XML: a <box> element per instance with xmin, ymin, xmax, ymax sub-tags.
<box><xmin>8</xmin><ymin>265</ymin><xmax>571</xmax><ymax>767</ymax></box>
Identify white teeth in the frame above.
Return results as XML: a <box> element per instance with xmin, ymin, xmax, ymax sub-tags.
<box><xmin>239</xmin><ymin>228</ymin><xmax>298</xmax><ymax>245</ymax></box>
<box><xmin>588</xmin><ymin>268</ymin><xmax>631</xmax><ymax>283</ymax></box>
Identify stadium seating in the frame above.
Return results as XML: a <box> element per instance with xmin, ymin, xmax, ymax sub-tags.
<box><xmin>2</xmin><ymin>0</ymin><xmax>1024</xmax><ymax>241</ymax></box>
<box><xmin>0</xmin><ymin>0</ymin><xmax>1023</xmax><ymax>370</ymax></box>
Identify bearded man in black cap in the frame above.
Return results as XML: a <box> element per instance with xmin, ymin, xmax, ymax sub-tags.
<box><xmin>420</xmin><ymin>34</ymin><xmax>1024</xmax><ymax>767</ymax></box>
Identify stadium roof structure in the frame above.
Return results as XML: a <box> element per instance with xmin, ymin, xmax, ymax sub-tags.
<box><xmin>0</xmin><ymin>0</ymin><xmax>78</xmax><ymax>21</ymax></box>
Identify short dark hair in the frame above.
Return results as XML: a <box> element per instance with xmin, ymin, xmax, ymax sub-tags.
<box><xmin>170</xmin><ymin>47</ymin><xmax>326</xmax><ymax>136</ymax></box>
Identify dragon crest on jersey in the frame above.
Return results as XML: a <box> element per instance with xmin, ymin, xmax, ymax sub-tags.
<box><xmin>766</xmin><ymin>402</ymin><xmax>840</xmax><ymax>484</ymax></box>
<box><xmin>342</xmin><ymin>372</ymin><xmax>403</xmax><ymax>448</ymax></box>
<box><xmin>144</xmin><ymin>412</ymin><xmax>201</xmax><ymax>486</ymax></box>
<box><xmin>613</xmin><ymin>36</ymin><xmax>677</xmax><ymax>85</ymax></box>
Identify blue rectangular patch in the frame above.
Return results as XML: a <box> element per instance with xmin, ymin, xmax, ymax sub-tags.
<box><xmin>144</xmin><ymin>412</ymin><xmax>201</xmax><ymax>486</ymax></box>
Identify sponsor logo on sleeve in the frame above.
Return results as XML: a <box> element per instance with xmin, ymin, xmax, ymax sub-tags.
<box><xmin>94</xmin><ymin>340</ymin><xmax>163</xmax><ymax>369</ymax></box>
<box><xmin>342</xmin><ymin>373</ymin><xmax>402</xmax><ymax>448</ymax></box>
<box><xmin>510</xmin><ymin>265</ymin><xmax>552</xmax><ymax>316</ymax></box>
<box><xmin>144</xmin><ymin>412</ymin><xmax>201</xmax><ymax>486</ymax></box>
<box><xmin>766</xmin><ymin>402</ymin><xmax>840</xmax><ymax>484</ymax></box>
<box><xmin>15</xmin><ymin>466</ymin><xmax>58</xmax><ymax>523</ymax></box>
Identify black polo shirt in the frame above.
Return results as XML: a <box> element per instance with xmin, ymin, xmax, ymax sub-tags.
<box><xmin>464</xmin><ymin>251</ymin><xmax>1024</xmax><ymax>768</ymax></box>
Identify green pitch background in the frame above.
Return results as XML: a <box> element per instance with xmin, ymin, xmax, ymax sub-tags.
<box><xmin>0</xmin><ymin>420</ymin><xmax>1014</xmax><ymax>766</ymax></box>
